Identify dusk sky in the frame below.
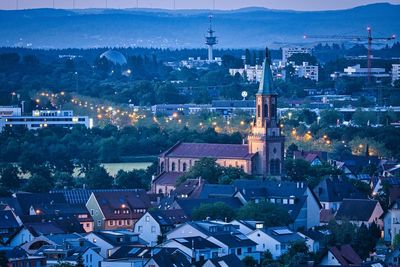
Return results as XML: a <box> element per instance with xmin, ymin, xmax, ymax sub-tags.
<box><xmin>2</xmin><ymin>0</ymin><xmax>400</xmax><ymax>11</ymax></box>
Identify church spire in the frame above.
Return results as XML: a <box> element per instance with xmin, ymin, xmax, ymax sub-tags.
<box><xmin>257</xmin><ymin>47</ymin><xmax>277</xmax><ymax>95</ymax></box>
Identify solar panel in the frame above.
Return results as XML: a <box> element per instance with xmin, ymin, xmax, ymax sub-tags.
<box><xmin>273</xmin><ymin>229</ymin><xmax>293</xmax><ymax>235</ymax></box>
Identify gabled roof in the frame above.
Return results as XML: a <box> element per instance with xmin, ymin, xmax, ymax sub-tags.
<box><xmin>91</xmin><ymin>190</ymin><xmax>151</xmax><ymax>220</ymax></box>
<box><xmin>20</xmin><ymin>214</ymin><xmax>85</xmax><ymax>233</ymax></box>
<box><xmin>92</xmin><ymin>230</ymin><xmax>146</xmax><ymax>247</ymax></box>
<box><xmin>171</xmin><ymin>236</ymin><xmax>221</xmax><ymax>250</ymax></box>
<box><xmin>174</xmin><ymin>178</ymin><xmax>206</xmax><ymax>198</ymax></box>
<box><xmin>153</xmin><ymin>172</ymin><xmax>182</xmax><ymax>186</ymax></box>
<box><xmin>51</xmin><ymin>188</ymin><xmax>150</xmax><ymax>205</ymax></box>
<box><xmin>15</xmin><ymin>192</ymin><xmax>67</xmax><ymax>215</ymax></box>
<box><xmin>261</xmin><ymin>227</ymin><xmax>304</xmax><ymax>244</ymax></box>
<box><xmin>335</xmin><ymin>199</ymin><xmax>382</xmax><ymax>222</ymax></box>
<box><xmin>328</xmin><ymin>244</ymin><xmax>362</xmax><ymax>266</ymax></box>
<box><xmin>198</xmin><ymin>184</ymin><xmax>236</xmax><ymax>199</ymax></box>
<box><xmin>203</xmin><ymin>254</ymin><xmax>246</xmax><ymax>267</ymax></box>
<box><xmin>232</xmin><ymin>180</ymin><xmax>308</xmax><ymax>198</ymax></box>
<box><xmin>148</xmin><ymin>209</ymin><xmax>188</xmax><ymax>226</ymax></box>
<box><xmin>313</xmin><ymin>176</ymin><xmax>366</xmax><ymax>203</ymax></box>
<box><xmin>148</xmin><ymin>247</ymin><xmax>191</xmax><ymax>267</ymax></box>
<box><xmin>211</xmin><ymin>233</ymin><xmax>257</xmax><ymax>248</ymax></box>
<box><xmin>24</xmin><ymin>222</ymin><xmax>65</xmax><ymax>235</ymax></box>
<box><xmin>0</xmin><ymin>197</ymin><xmax>23</xmax><ymax>216</ymax></box>
<box><xmin>163</xmin><ymin>142</ymin><xmax>254</xmax><ymax>160</ymax></box>
<box><xmin>0</xmin><ymin>210</ymin><xmax>19</xmax><ymax>229</ymax></box>
<box><xmin>294</xmin><ymin>150</ymin><xmax>327</xmax><ymax>163</ymax></box>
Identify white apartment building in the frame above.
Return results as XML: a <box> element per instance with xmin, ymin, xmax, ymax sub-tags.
<box><xmin>342</xmin><ymin>64</ymin><xmax>389</xmax><ymax>78</ymax></box>
<box><xmin>229</xmin><ymin>64</ymin><xmax>263</xmax><ymax>82</ymax></box>
<box><xmin>392</xmin><ymin>64</ymin><xmax>400</xmax><ymax>85</ymax></box>
<box><xmin>295</xmin><ymin>62</ymin><xmax>319</xmax><ymax>81</ymax></box>
<box><xmin>282</xmin><ymin>47</ymin><xmax>312</xmax><ymax>63</ymax></box>
<box><xmin>0</xmin><ymin>107</ymin><xmax>92</xmax><ymax>131</ymax></box>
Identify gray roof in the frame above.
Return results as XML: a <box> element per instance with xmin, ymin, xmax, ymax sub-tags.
<box><xmin>335</xmin><ymin>199</ymin><xmax>381</xmax><ymax>221</ymax></box>
<box><xmin>257</xmin><ymin>48</ymin><xmax>277</xmax><ymax>95</ymax></box>
<box><xmin>198</xmin><ymin>184</ymin><xmax>236</xmax><ymax>199</ymax></box>
<box><xmin>313</xmin><ymin>176</ymin><xmax>367</xmax><ymax>203</ymax></box>
<box><xmin>262</xmin><ymin>227</ymin><xmax>304</xmax><ymax>244</ymax></box>
<box><xmin>0</xmin><ymin>210</ymin><xmax>19</xmax><ymax>229</ymax></box>
<box><xmin>205</xmin><ymin>254</ymin><xmax>246</xmax><ymax>267</ymax></box>
<box><xmin>175</xmin><ymin>197</ymin><xmax>243</xmax><ymax>217</ymax></box>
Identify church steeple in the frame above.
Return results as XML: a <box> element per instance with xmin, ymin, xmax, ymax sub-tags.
<box><xmin>248</xmin><ymin>46</ymin><xmax>285</xmax><ymax>178</ymax></box>
<box><xmin>257</xmin><ymin>47</ymin><xmax>277</xmax><ymax>96</ymax></box>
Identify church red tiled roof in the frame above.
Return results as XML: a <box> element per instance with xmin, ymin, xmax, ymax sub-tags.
<box><xmin>164</xmin><ymin>142</ymin><xmax>254</xmax><ymax>160</ymax></box>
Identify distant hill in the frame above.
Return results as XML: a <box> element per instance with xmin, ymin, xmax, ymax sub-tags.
<box><xmin>0</xmin><ymin>3</ymin><xmax>399</xmax><ymax>49</ymax></box>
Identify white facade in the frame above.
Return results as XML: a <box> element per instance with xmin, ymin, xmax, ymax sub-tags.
<box><xmin>83</xmin><ymin>248</ymin><xmax>104</xmax><ymax>267</ymax></box>
<box><xmin>134</xmin><ymin>212</ymin><xmax>161</xmax><ymax>246</ymax></box>
<box><xmin>384</xmin><ymin>202</ymin><xmax>400</xmax><ymax>244</ymax></box>
<box><xmin>295</xmin><ymin>62</ymin><xmax>319</xmax><ymax>81</ymax></box>
<box><xmin>9</xmin><ymin>227</ymin><xmax>35</xmax><ymax>247</ymax></box>
<box><xmin>84</xmin><ymin>233</ymin><xmax>113</xmax><ymax>258</ymax></box>
<box><xmin>0</xmin><ymin>108</ymin><xmax>92</xmax><ymax>131</ymax></box>
<box><xmin>229</xmin><ymin>65</ymin><xmax>263</xmax><ymax>82</ymax></box>
<box><xmin>393</xmin><ymin>64</ymin><xmax>400</xmax><ymax>85</ymax></box>
<box><xmin>342</xmin><ymin>64</ymin><xmax>389</xmax><ymax>78</ymax></box>
<box><xmin>282</xmin><ymin>47</ymin><xmax>312</xmax><ymax>63</ymax></box>
<box><xmin>247</xmin><ymin>230</ymin><xmax>283</xmax><ymax>259</ymax></box>
<box><xmin>320</xmin><ymin>251</ymin><xmax>341</xmax><ymax>266</ymax></box>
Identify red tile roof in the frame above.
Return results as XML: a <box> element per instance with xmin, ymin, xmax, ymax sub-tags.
<box><xmin>329</xmin><ymin>244</ymin><xmax>362</xmax><ymax>266</ymax></box>
<box><xmin>164</xmin><ymin>142</ymin><xmax>254</xmax><ymax>160</ymax></box>
<box><xmin>320</xmin><ymin>209</ymin><xmax>335</xmax><ymax>223</ymax></box>
<box><xmin>153</xmin><ymin>172</ymin><xmax>182</xmax><ymax>186</ymax></box>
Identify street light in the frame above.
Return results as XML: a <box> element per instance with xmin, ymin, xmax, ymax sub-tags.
<box><xmin>121</xmin><ymin>204</ymin><xmax>133</xmax><ymax>230</ymax></box>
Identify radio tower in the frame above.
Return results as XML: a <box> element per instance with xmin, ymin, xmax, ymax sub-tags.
<box><xmin>205</xmin><ymin>15</ymin><xmax>218</xmax><ymax>61</ymax></box>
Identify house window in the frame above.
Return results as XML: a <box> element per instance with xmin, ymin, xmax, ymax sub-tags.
<box><xmin>276</xmin><ymin>244</ymin><xmax>280</xmax><ymax>251</ymax></box>
<box><xmin>97</xmin><ymin>220</ymin><xmax>101</xmax><ymax>227</ymax></box>
<box><xmin>109</xmin><ymin>220</ymin><xmax>114</xmax><ymax>226</ymax></box>
<box><xmin>283</xmin><ymin>199</ymin><xmax>288</xmax><ymax>204</ymax></box>
<box><xmin>247</xmin><ymin>247</ymin><xmax>252</xmax><ymax>253</ymax></box>
<box><xmin>92</xmin><ymin>238</ymin><xmax>97</xmax><ymax>243</ymax></box>
<box><xmin>138</xmin><ymin>226</ymin><xmax>143</xmax><ymax>233</ymax></box>
<box><xmin>289</xmin><ymin>199</ymin><xmax>295</xmax><ymax>205</ymax></box>
<box><xmin>89</xmin><ymin>254</ymin><xmax>92</xmax><ymax>262</ymax></box>
<box><xmin>90</xmin><ymin>209</ymin><xmax>94</xmax><ymax>216</ymax></box>
<box><xmin>151</xmin><ymin>226</ymin><xmax>156</xmax><ymax>233</ymax></box>
<box><xmin>146</xmin><ymin>216</ymin><xmax>150</xmax><ymax>222</ymax></box>
<box><xmin>118</xmin><ymin>220</ymin><xmax>122</xmax><ymax>226</ymax></box>
<box><xmin>237</xmin><ymin>248</ymin><xmax>242</xmax><ymax>255</ymax></box>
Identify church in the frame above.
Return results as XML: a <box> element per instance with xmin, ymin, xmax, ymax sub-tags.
<box><xmin>152</xmin><ymin>48</ymin><xmax>285</xmax><ymax>195</ymax></box>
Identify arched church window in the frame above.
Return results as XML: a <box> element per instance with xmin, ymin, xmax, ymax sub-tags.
<box><xmin>171</xmin><ymin>162</ymin><xmax>176</xmax><ymax>171</ymax></box>
<box><xmin>160</xmin><ymin>162</ymin><xmax>164</xmax><ymax>172</ymax></box>
<box><xmin>257</xmin><ymin>105</ymin><xmax>261</xmax><ymax>117</ymax></box>
<box><xmin>182</xmin><ymin>162</ymin><xmax>187</xmax><ymax>172</ymax></box>
<box><xmin>270</xmin><ymin>159</ymin><xmax>281</xmax><ymax>176</ymax></box>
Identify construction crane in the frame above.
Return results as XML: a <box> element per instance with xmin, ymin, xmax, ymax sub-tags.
<box><xmin>303</xmin><ymin>27</ymin><xmax>396</xmax><ymax>82</ymax></box>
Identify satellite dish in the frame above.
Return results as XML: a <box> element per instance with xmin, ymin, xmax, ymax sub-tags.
<box><xmin>241</xmin><ymin>91</ymin><xmax>248</xmax><ymax>100</ymax></box>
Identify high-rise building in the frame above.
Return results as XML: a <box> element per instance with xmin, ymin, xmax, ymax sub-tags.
<box><xmin>392</xmin><ymin>64</ymin><xmax>400</xmax><ymax>85</ymax></box>
<box><xmin>282</xmin><ymin>47</ymin><xmax>312</xmax><ymax>63</ymax></box>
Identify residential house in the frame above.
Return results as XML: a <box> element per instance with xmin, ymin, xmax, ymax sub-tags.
<box><xmin>0</xmin><ymin>210</ymin><xmax>20</xmax><ymax>245</ymax></box>
<box><xmin>299</xmin><ymin>229</ymin><xmax>326</xmax><ymax>253</ymax></box>
<box><xmin>293</xmin><ymin>150</ymin><xmax>328</xmax><ymax>166</ymax></box>
<box><xmin>86</xmin><ymin>190</ymin><xmax>151</xmax><ymax>231</ymax></box>
<box><xmin>229</xmin><ymin>220</ymin><xmax>265</xmax><ymax>235</ymax></box>
<box><xmin>0</xmin><ymin>246</ymin><xmax>46</xmax><ymax>267</ymax></box>
<box><xmin>313</xmin><ymin>176</ymin><xmax>366</xmax><ymax>211</ymax></box>
<box><xmin>383</xmin><ymin>200</ymin><xmax>400</xmax><ymax>244</ymax></box>
<box><xmin>162</xmin><ymin>236</ymin><xmax>221</xmax><ymax>261</ymax></box>
<box><xmin>166</xmin><ymin>221</ymin><xmax>260</xmax><ymax>262</ymax></box>
<box><xmin>134</xmin><ymin>209</ymin><xmax>188</xmax><ymax>246</ymax></box>
<box><xmin>143</xmin><ymin>247</ymin><xmax>192</xmax><ymax>267</ymax></box>
<box><xmin>232</xmin><ymin>180</ymin><xmax>321</xmax><ymax>229</ymax></box>
<box><xmin>320</xmin><ymin>244</ymin><xmax>362</xmax><ymax>266</ymax></box>
<box><xmin>335</xmin><ymin>199</ymin><xmax>384</xmax><ymax>227</ymax></box>
<box><xmin>32</xmin><ymin>233</ymin><xmax>102</xmax><ymax>267</ymax></box>
<box><xmin>247</xmin><ymin>227</ymin><xmax>305</xmax><ymax>259</ymax></box>
<box><xmin>84</xmin><ymin>230</ymin><xmax>147</xmax><ymax>258</ymax></box>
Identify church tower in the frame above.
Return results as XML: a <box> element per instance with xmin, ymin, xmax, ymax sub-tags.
<box><xmin>248</xmin><ymin>47</ymin><xmax>285</xmax><ymax>178</ymax></box>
